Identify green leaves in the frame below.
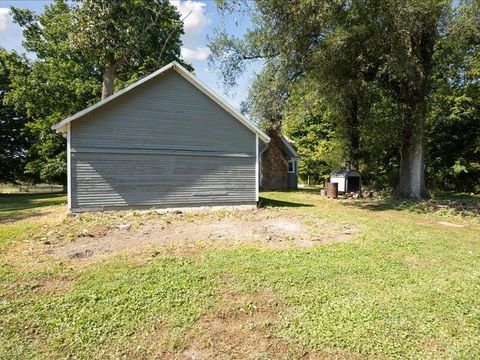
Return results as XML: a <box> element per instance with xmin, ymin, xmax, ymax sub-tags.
<box><xmin>0</xmin><ymin>49</ymin><xmax>34</xmax><ymax>183</ymax></box>
<box><xmin>210</xmin><ymin>0</ymin><xmax>478</xmax><ymax>194</ymax></box>
<box><xmin>4</xmin><ymin>0</ymin><xmax>190</xmax><ymax>184</ymax></box>
<box><xmin>70</xmin><ymin>0</ymin><xmax>185</xmax><ymax>97</ymax></box>
<box><xmin>426</xmin><ymin>0</ymin><xmax>480</xmax><ymax>192</ymax></box>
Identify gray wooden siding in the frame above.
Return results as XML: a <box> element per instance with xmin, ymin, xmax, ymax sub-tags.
<box><xmin>71</xmin><ymin>70</ymin><xmax>254</xmax><ymax>153</ymax></box>
<box><xmin>70</xmin><ymin>69</ymin><xmax>257</xmax><ymax>210</ymax></box>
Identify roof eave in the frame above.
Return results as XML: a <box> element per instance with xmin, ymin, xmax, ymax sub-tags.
<box><xmin>51</xmin><ymin>62</ymin><xmax>176</xmax><ymax>132</ymax></box>
<box><xmin>280</xmin><ymin>134</ymin><xmax>299</xmax><ymax>158</ymax></box>
<box><xmin>51</xmin><ymin>61</ymin><xmax>270</xmax><ymax>143</ymax></box>
<box><xmin>170</xmin><ymin>62</ymin><xmax>270</xmax><ymax>142</ymax></box>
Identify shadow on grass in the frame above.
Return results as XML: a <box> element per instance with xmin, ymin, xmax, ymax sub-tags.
<box><xmin>0</xmin><ymin>193</ymin><xmax>66</xmax><ymax>221</ymax></box>
<box><xmin>340</xmin><ymin>191</ymin><xmax>479</xmax><ymax>216</ymax></box>
<box><xmin>259</xmin><ymin>196</ymin><xmax>313</xmax><ymax>208</ymax></box>
<box><xmin>432</xmin><ymin>191</ymin><xmax>480</xmax><ymax>204</ymax></box>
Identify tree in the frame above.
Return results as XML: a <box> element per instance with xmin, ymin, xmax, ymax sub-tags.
<box><xmin>0</xmin><ymin>49</ymin><xmax>32</xmax><ymax>183</ymax></box>
<box><xmin>211</xmin><ymin>0</ymin><xmax>373</xmax><ymax>169</ymax></box>
<box><xmin>9</xmin><ymin>0</ymin><xmax>100</xmax><ymax>185</ymax></box>
<box><xmin>282</xmin><ymin>81</ymin><xmax>344</xmax><ymax>184</ymax></box>
<box><xmin>368</xmin><ymin>1</ymin><xmax>448</xmax><ymax>198</ymax></box>
<box><xmin>426</xmin><ymin>0</ymin><xmax>480</xmax><ymax>192</ymax></box>
<box><xmin>70</xmin><ymin>0</ymin><xmax>186</xmax><ymax>99</ymax></box>
<box><xmin>7</xmin><ymin>0</ymin><xmax>188</xmax><ymax>184</ymax></box>
<box><xmin>210</xmin><ymin>0</ymin><xmax>452</xmax><ymax>198</ymax></box>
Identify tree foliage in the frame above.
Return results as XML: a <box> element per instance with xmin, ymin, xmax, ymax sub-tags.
<box><xmin>70</xmin><ymin>0</ymin><xmax>186</xmax><ymax>98</ymax></box>
<box><xmin>426</xmin><ymin>0</ymin><xmax>480</xmax><ymax>192</ymax></box>
<box><xmin>8</xmin><ymin>0</ymin><xmax>100</xmax><ymax>184</ymax></box>
<box><xmin>3</xmin><ymin>0</ymin><xmax>187</xmax><ymax>184</ymax></box>
<box><xmin>210</xmin><ymin>0</ymin><xmax>479</xmax><ymax>195</ymax></box>
<box><xmin>0</xmin><ymin>49</ymin><xmax>32</xmax><ymax>183</ymax></box>
<box><xmin>282</xmin><ymin>82</ymin><xmax>344</xmax><ymax>184</ymax></box>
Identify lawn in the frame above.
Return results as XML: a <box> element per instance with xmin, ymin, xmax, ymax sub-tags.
<box><xmin>0</xmin><ymin>193</ymin><xmax>66</xmax><ymax>222</ymax></box>
<box><xmin>0</xmin><ymin>191</ymin><xmax>479</xmax><ymax>359</ymax></box>
<box><xmin>0</xmin><ymin>193</ymin><xmax>67</xmax><ymax>249</ymax></box>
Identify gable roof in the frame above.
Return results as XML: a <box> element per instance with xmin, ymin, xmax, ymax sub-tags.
<box><xmin>52</xmin><ymin>61</ymin><xmax>270</xmax><ymax>142</ymax></box>
<box><xmin>280</xmin><ymin>134</ymin><xmax>299</xmax><ymax>158</ymax></box>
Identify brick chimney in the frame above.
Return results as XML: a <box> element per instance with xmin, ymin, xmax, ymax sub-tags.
<box><xmin>261</xmin><ymin>129</ymin><xmax>289</xmax><ymax>190</ymax></box>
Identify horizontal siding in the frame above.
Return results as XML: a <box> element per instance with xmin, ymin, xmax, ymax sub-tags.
<box><xmin>72</xmin><ymin>146</ymin><xmax>254</xmax><ymax>158</ymax></box>
<box><xmin>71</xmin><ymin>152</ymin><xmax>256</xmax><ymax>209</ymax></box>
<box><xmin>71</xmin><ymin>70</ymin><xmax>255</xmax><ymax>153</ymax></box>
<box><xmin>69</xmin><ymin>68</ymin><xmax>258</xmax><ymax>210</ymax></box>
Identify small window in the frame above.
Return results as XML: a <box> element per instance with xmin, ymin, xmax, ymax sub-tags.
<box><xmin>288</xmin><ymin>160</ymin><xmax>295</xmax><ymax>173</ymax></box>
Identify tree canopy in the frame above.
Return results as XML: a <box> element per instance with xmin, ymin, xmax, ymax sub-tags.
<box><xmin>0</xmin><ymin>49</ymin><xmax>32</xmax><ymax>183</ymax></box>
<box><xmin>70</xmin><ymin>0</ymin><xmax>186</xmax><ymax>99</ymax></box>
<box><xmin>1</xmin><ymin>0</ymin><xmax>187</xmax><ymax>185</ymax></box>
<box><xmin>209</xmin><ymin>0</ymin><xmax>479</xmax><ymax>197</ymax></box>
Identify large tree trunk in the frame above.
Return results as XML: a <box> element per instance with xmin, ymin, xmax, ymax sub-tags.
<box><xmin>347</xmin><ymin>95</ymin><xmax>360</xmax><ymax>168</ymax></box>
<box><xmin>102</xmin><ymin>62</ymin><xmax>116</xmax><ymax>99</ymax></box>
<box><xmin>397</xmin><ymin>104</ymin><xmax>429</xmax><ymax>199</ymax></box>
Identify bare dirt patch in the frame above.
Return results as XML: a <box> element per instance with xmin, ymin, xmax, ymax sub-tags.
<box><xmin>122</xmin><ymin>288</ymin><xmax>363</xmax><ymax>360</ymax></box>
<box><xmin>49</xmin><ymin>210</ymin><xmax>358</xmax><ymax>260</ymax></box>
<box><xmin>178</xmin><ymin>291</ymin><xmax>302</xmax><ymax>360</ymax></box>
<box><xmin>123</xmin><ymin>290</ymin><xmax>296</xmax><ymax>360</ymax></box>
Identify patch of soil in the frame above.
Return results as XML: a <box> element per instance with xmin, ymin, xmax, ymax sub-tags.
<box><xmin>124</xmin><ymin>290</ymin><xmax>363</xmax><ymax>360</ymax></box>
<box><xmin>34</xmin><ymin>276</ymin><xmax>73</xmax><ymax>295</ymax></box>
<box><xmin>178</xmin><ymin>291</ymin><xmax>303</xmax><ymax>360</ymax></box>
<box><xmin>437</xmin><ymin>221</ymin><xmax>464</xmax><ymax>228</ymax></box>
<box><xmin>50</xmin><ymin>210</ymin><xmax>358</xmax><ymax>260</ymax></box>
<box><xmin>3</xmin><ymin>276</ymin><xmax>72</xmax><ymax>299</ymax></box>
<box><xmin>68</xmin><ymin>249</ymin><xmax>94</xmax><ymax>259</ymax></box>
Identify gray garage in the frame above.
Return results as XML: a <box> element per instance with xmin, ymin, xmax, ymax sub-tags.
<box><xmin>53</xmin><ymin>62</ymin><xmax>270</xmax><ymax>212</ymax></box>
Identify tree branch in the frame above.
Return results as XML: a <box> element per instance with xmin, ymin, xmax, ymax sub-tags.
<box><xmin>157</xmin><ymin>10</ymin><xmax>193</xmax><ymax>64</ymax></box>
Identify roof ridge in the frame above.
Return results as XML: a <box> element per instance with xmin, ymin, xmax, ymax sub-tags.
<box><xmin>51</xmin><ymin>61</ymin><xmax>270</xmax><ymax>142</ymax></box>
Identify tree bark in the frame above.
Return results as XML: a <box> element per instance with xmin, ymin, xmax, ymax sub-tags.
<box><xmin>347</xmin><ymin>95</ymin><xmax>360</xmax><ymax>168</ymax></box>
<box><xmin>397</xmin><ymin>104</ymin><xmax>429</xmax><ymax>199</ymax></box>
<box><xmin>102</xmin><ymin>62</ymin><xmax>116</xmax><ymax>99</ymax></box>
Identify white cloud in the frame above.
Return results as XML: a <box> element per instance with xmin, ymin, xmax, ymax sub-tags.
<box><xmin>0</xmin><ymin>7</ymin><xmax>25</xmax><ymax>55</ymax></box>
<box><xmin>0</xmin><ymin>8</ymin><xmax>10</xmax><ymax>32</ymax></box>
<box><xmin>181</xmin><ymin>46</ymin><xmax>211</xmax><ymax>61</ymax></box>
<box><xmin>170</xmin><ymin>0</ymin><xmax>211</xmax><ymax>47</ymax></box>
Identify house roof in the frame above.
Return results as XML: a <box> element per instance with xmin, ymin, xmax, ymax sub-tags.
<box><xmin>280</xmin><ymin>134</ymin><xmax>299</xmax><ymax>158</ymax></box>
<box><xmin>51</xmin><ymin>61</ymin><xmax>270</xmax><ymax>142</ymax></box>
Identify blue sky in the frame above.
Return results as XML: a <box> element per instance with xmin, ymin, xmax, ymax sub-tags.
<box><xmin>0</xmin><ymin>0</ymin><xmax>259</xmax><ymax>109</ymax></box>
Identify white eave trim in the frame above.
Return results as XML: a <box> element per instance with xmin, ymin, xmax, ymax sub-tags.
<box><xmin>255</xmin><ymin>134</ymin><xmax>259</xmax><ymax>201</ymax></box>
<box><xmin>280</xmin><ymin>134</ymin><xmax>299</xmax><ymax>158</ymax></box>
<box><xmin>51</xmin><ymin>61</ymin><xmax>270</xmax><ymax>143</ymax></box>
<box><xmin>67</xmin><ymin>123</ymin><xmax>71</xmax><ymax>209</ymax></box>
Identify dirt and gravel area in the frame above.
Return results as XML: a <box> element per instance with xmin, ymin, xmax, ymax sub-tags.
<box><xmin>47</xmin><ymin>209</ymin><xmax>359</xmax><ymax>260</ymax></box>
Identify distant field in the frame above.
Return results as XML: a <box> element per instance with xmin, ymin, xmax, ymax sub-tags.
<box><xmin>0</xmin><ymin>183</ymin><xmax>64</xmax><ymax>194</ymax></box>
<box><xmin>0</xmin><ymin>191</ymin><xmax>479</xmax><ymax>359</ymax></box>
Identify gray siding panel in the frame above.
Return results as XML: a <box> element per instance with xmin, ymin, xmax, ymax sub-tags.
<box><xmin>70</xmin><ymin>69</ymin><xmax>257</xmax><ymax>210</ymax></box>
<box><xmin>71</xmin><ymin>153</ymin><xmax>255</xmax><ymax>209</ymax></box>
<box><xmin>71</xmin><ymin>70</ymin><xmax>254</xmax><ymax>154</ymax></box>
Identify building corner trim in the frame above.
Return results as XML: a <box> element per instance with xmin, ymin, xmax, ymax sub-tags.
<box><xmin>255</xmin><ymin>135</ymin><xmax>259</xmax><ymax>202</ymax></box>
<box><xmin>67</xmin><ymin>123</ymin><xmax>71</xmax><ymax>209</ymax></box>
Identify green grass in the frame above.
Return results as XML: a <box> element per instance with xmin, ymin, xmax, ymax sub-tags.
<box><xmin>0</xmin><ymin>193</ymin><xmax>66</xmax><ymax>221</ymax></box>
<box><xmin>0</xmin><ymin>193</ymin><xmax>66</xmax><ymax>248</ymax></box>
<box><xmin>432</xmin><ymin>191</ymin><xmax>480</xmax><ymax>203</ymax></box>
<box><xmin>1</xmin><ymin>191</ymin><xmax>479</xmax><ymax>359</ymax></box>
<box><xmin>1</xmin><ymin>259</ymin><xmax>217</xmax><ymax>358</ymax></box>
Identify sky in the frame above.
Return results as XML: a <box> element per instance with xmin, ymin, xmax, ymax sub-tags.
<box><xmin>0</xmin><ymin>0</ymin><xmax>260</xmax><ymax>109</ymax></box>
